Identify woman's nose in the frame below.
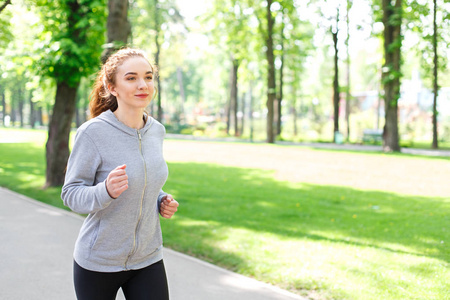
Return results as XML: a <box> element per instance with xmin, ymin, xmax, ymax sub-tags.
<box><xmin>138</xmin><ymin>78</ymin><xmax>148</xmax><ymax>90</ymax></box>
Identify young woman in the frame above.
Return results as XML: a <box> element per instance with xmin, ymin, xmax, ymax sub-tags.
<box><xmin>62</xmin><ymin>48</ymin><xmax>179</xmax><ymax>300</ymax></box>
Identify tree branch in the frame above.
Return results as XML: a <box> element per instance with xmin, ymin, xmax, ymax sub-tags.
<box><xmin>0</xmin><ymin>0</ymin><xmax>11</xmax><ymax>14</ymax></box>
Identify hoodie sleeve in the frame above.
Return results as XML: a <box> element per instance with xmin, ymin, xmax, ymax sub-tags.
<box><xmin>61</xmin><ymin>130</ymin><xmax>114</xmax><ymax>214</ymax></box>
<box><xmin>157</xmin><ymin>189</ymin><xmax>168</xmax><ymax>214</ymax></box>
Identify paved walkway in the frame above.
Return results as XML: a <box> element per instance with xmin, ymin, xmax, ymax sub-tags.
<box><xmin>0</xmin><ymin>187</ymin><xmax>306</xmax><ymax>300</ymax></box>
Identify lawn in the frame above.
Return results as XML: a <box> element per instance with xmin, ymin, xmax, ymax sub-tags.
<box><xmin>0</xmin><ymin>128</ymin><xmax>449</xmax><ymax>300</ymax></box>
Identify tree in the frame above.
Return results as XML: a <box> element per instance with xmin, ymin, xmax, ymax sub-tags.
<box><xmin>130</xmin><ymin>0</ymin><xmax>183</xmax><ymax>122</ymax></box>
<box><xmin>255</xmin><ymin>0</ymin><xmax>277</xmax><ymax>143</ymax></box>
<box><xmin>0</xmin><ymin>3</ymin><xmax>40</xmax><ymax>128</ymax></box>
<box><xmin>345</xmin><ymin>0</ymin><xmax>353</xmax><ymax>141</ymax></box>
<box><xmin>406</xmin><ymin>0</ymin><xmax>450</xmax><ymax>149</ymax></box>
<box><xmin>417</xmin><ymin>0</ymin><xmax>448</xmax><ymax>149</ymax></box>
<box><xmin>34</xmin><ymin>0</ymin><xmax>106</xmax><ymax>187</ymax></box>
<box><xmin>229</xmin><ymin>57</ymin><xmax>239</xmax><ymax>135</ymax></box>
<box><xmin>275</xmin><ymin>9</ymin><xmax>286</xmax><ymax>136</ymax></box>
<box><xmin>102</xmin><ymin>0</ymin><xmax>130</xmax><ymax>62</ymax></box>
<box><xmin>431</xmin><ymin>0</ymin><xmax>438</xmax><ymax>148</ymax></box>
<box><xmin>0</xmin><ymin>2</ymin><xmax>12</xmax><ymax>126</ymax></box>
<box><xmin>331</xmin><ymin>5</ymin><xmax>340</xmax><ymax>141</ymax></box>
<box><xmin>316</xmin><ymin>0</ymin><xmax>346</xmax><ymax>142</ymax></box>
<box><xmin>153</xmin><ymin>0</ymin><xmax>163</xmax><ymax>122</ymax></box>
<box><xmin>428</xmin><ymin>0</ymin><xmax>450</xmax><ymax>149</ymax></box>
<box><xmin>279</xmin><ymin>1</ymin><xmax>314</xmax><ymax>139</ymax></box>
<box><xmin>273</xmin><ymin>1</ymin><xmax>303</xmax><ymax>137</ymax></box>
<box><xmin>381</xmin><ymin>0</ymin><xmax>402</xmax><ymax>152</ymax></box>
<box><xmin>205</xmin><ymin>0</ymin><xmax>253</xmax><ymax>136</ymax></box>
<box><xmin>0</xmin><ymin>1</ymin><xmax>12</xmax><ymax>47</ymax></box>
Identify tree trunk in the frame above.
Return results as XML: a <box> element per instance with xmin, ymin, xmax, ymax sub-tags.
<box><xmin>292</xmin><ymin>82</ymin><xmax>298</xmax><ymax>136</ymax></box>
<box><xmin>1</xmin><ymin>90</ymin><xmax>6</xmax><ymax>126</ymax></box>
<box><xmin>102</xmin><ymin>0</ymin><xmax>130</xmax><ymax>63</ymax></box>
<box><xmin>230</xmin><ymin>58</ymin><xmax>239</xmax><ymax>137</ymax></box>
<box><xmin>382</xmin><ymin>0</ymin><xmax>402</xmax><ymax>152</ymax></box>
<box><xmin>276</xmin><ymin>15</ymin><xmax>285</xmax><ymax>137</ymax></box>
<box><xmin>45</xmin><ymin>82</ymin><xmax>79</xmax><ymax>187</ymax></box>
<box><xmin>376</xmin><ymin>68</ymin><xmax>382</xmax><ymax>130</ymax></box>
<box><xmin>240</xmin><ymin>92</ymin><xmax>245</xmax><ymax>136</ymax></box>
<box><xmin>18</xmin><ymin>87</ymin><xmax>24</xmax><ymax>128</ymax></box>
<box><xmin>249</xmin><ymin>82</ymin><xmax>254</xmax><ymax>142</ymax></box>
<box><xmin>10</xmin><ymin>111</ymin><xmax>16</xmax><ymax>125</ymax></box>
<box><xmin>276</xmin><ymin>56</ymin><xmax>284</xmax><ymax>137</ymax></box>
<box><xmin>176</xmin><ymin>67</ymin><xmax>186</xmax><ymax>123</ymax></box>
<box><xmin>432</xmin><ymin>0</ymin><xmax>438</xmax><ymax>149</ymax></box>
<box><xmin>29</xmin><ymin>91</ymin><xmax>36</xmax><ymax>128</ymax></box>
<box><xmin>38</xmin><ymin>106</ymin><xmax>43</xmax><ymax>126</ymax></box>
<box><xmin>265</xmin><ymin>0</ymin><xmax>276</xmax><ymax>143</ymax></box>
<box><xmin>154</xmin><ymin>0</ymin><xmax>163</xmax><ymax>122</ymax></box>
<box><xmin>225</xmin><ymin>96</ymin><xmax>231</xmax><ymax>135</ymax></box>
<box><xmin>345</xmin><ymin>0</ymin><xmax>352</xmax><ymax>141</ymax></box>
<box><xmin>10</xmin><ymin>95</ymin><xmax>16</xmax><ymax>125</ymax></box>
<box><xmin>44</xmin><ymin>0</ymin><xmax>97</xmax><ymax>187</ymax></box>
<box><xmin>332</xmin><ymin>8</ymin><xmax>340</xmax><ymax>142</ymax></box>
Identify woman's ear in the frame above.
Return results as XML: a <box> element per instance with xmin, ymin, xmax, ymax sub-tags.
<box><xmin>108</xmin><ymin>84</ymin><xmax>117</xmax><ymax>97</ymax></box>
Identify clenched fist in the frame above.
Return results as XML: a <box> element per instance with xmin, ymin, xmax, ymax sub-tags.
<box><xmin>160</xmin><ymin>194</ymin><xmax>179</xmax><ymax>219</ymax></box>
<box><xmin>106</xmin><ymin>164</ymin><xmax>128</xmax><ymax>199</ymax></box>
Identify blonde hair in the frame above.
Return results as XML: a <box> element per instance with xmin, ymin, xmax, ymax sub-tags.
<box><xmin>89</xmin><ymin>48</ymin><xmax>158</xmax><ymax>118</ymax></box>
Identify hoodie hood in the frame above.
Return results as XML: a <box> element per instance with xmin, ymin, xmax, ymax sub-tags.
<box><xmin>97</xmin><ymin>109</ymin><xmax>154</xmax><ymax>136</ymax></box>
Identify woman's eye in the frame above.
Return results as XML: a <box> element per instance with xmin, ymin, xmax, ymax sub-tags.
<box><xmin>126</xmin><ymin>77</ymin><xmax>136</xmax><ymax>81</ymax></box>
<box><xmin>146</xmin><ymin>76</ymin><xmax>153</xmax><ymax>80</ymax></box>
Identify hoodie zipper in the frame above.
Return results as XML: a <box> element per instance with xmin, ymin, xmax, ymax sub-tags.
<box><xmin>124</xmin><ymin>130</ymin><xmax>147</xmax><ymax>269</ymax></box>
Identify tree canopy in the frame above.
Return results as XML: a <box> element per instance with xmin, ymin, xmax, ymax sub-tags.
<box><xmin>1</xmin><ymin>0</ymin><xmax>450</xmax><ymax>150</ymax></box>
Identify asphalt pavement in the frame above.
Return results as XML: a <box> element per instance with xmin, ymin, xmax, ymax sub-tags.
<box><xmin>0</xmin><ymin>187</ymin><xmax>306</xmax><ymax>300</ymax></box>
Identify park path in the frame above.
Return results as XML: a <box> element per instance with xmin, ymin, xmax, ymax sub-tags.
<box><xmin>163</xmin><ymin>138</ymin><xmax>450</xmax><ymax>198</ymax></box>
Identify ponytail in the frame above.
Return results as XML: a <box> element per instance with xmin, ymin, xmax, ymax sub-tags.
<box><xmin>89</xmin><ymin>67</ymin><xmax>118</xmax><ymax>118</ymax></box>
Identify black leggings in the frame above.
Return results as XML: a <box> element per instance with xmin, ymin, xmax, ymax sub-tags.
<box><xmin>73</xmin><ymin>260</ymin><xmax>169</xmax><ymax>300</ymax></box>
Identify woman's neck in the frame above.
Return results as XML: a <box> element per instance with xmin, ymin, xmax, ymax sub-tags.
<box><xmin>113</xmin><ymin>108</ymin><xmax>145</xmax><ymax>130</ymax></box>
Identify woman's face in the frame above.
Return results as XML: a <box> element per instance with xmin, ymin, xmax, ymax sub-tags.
<box><xmin>109</xmin><ymin>56</ymin><xmax>155</xmax><ymax>111</ymax></box>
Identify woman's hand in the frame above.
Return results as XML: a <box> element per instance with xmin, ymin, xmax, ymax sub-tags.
<box><xmin>106</xmin><ymin>164</ymin><xmax>128</xmax><ymax>199</ymax></box>
<box><xmin>160</xmin><ymin>194</ymin><xmax>179</xmax><ymax>219</ymax></box>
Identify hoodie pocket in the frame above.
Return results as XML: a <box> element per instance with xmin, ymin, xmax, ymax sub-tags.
<box><xmin>90</xmin><ymin>219</ymin><xmax>101</xmax><ymax>249</ymax></box>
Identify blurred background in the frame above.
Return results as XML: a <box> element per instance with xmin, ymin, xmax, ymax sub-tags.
<box><xmin>1</xmin><ymin>0</ymin><xmax>449</xmax><ymax>148</ymax></box>
<box><xmin>1</xmin><ymin>2</ymin><xmax>449</xmax><ymax>299</ymax></box>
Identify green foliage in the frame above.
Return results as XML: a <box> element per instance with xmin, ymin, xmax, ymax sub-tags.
<box><xmin>0</xmin><ymin>2</ymin><xmax>45</xmax><ymax>123</ymax></box>
<box><xmin>129</xmin><ymin>0</ymin><xmax>183</xmax><ymax>54</ymax></box>
<box><xmin>33</xmin><ymin>0</ymin><xmax>107</xmax><ymax>87</ymax></box>
<box><xmin>1</xmin><ymin>0</ymin><xmax>449</xmax><ymax>146</ymax></box>
<box><xmin>0</xmin><ymin>6</ymin><xmax>13</xmax><ymax>49</ymax></box>
<box><xmin>406</xmin><ymin>0</ymin><xmax>450</xmax><ymax>89</ymax></box>
<box><xmin>206</xmin><ymin>0</ymin><xmax>258</xmax><ymax>62</ymax></box>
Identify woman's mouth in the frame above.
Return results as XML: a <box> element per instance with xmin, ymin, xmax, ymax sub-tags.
<box><xmin>135</xmin><ymin>94</ymin><xmax>149</xmax><ymax>99</ymax></box>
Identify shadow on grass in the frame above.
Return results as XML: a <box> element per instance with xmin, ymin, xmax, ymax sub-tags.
<box><xmin>163</xmin><ymin>162</ymin><xmax>449</xmax><ymax>264</ymax></box>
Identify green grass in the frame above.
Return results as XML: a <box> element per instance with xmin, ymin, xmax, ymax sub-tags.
<box><xmin>0</xmin><ymin>129</ymin><xmax>66</xmax><ymax>210</ymax></box>
<box><xmin>1</xmin><ymin>128</ymin><xmax>449</xmax><ymax>300</ymax></box>
<box><xmin>162</xmin><ymin>163</ymin><xmax>449</xmax><ymax>300</ymax></box>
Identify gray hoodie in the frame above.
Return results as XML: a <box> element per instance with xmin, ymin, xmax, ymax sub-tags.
<box><xmin>61</xmin><ymin>109</ymin><xmax>168</xmax><ymax>272</ymax></box>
